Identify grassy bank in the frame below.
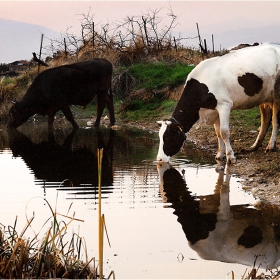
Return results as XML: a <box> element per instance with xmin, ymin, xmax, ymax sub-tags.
<box><xmin>0</xmin><ymin>61</ymin><xmax>195</xmax><ymax>123</ymax></box>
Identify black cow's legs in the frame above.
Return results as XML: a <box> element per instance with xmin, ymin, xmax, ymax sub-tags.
<box><xmin>47</xmin><ymin>114</ymin><xmax>55</xmax><ymax>130</ymax></box>
<box><xmin>95</xmin><ymin>93</ymin><xmax>106</xmax><ymax>127</ymax></box>
<box><xmin>105</xmin><ymin>91</ymin><xmax>116</xmax><ymax>126</ymax></box>
<box><xmin>61</xmin><ymin>106</ymin><xmax>79</xmax><ymax>129</ymax></box>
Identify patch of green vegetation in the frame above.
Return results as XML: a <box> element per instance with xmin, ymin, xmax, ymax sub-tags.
<box><xmin>230</xmin><ymin>107</ymin><xmax>261</xmax><ymax>130</ymax></box>
<box><xmin>117</xmin><ymin>98</ymin><xmax>177</xmax><ymax>121</ymax></box>
<box><xmin>0</xmin><ymin>77</ymin><xmax>13</xmax><ymax>86</ymax></box>
<box><xmin>128</xmin><ymin>62</ymin><xmax>194</xmax><ymax>90</ymax></box>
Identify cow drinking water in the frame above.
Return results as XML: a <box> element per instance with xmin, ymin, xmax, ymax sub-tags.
<box><xmin>157</xmin><ymin>42</ymin><xmax>280</xmax><ymax>163</ymax></box>
<box><xmin>7</xmin><ymin>58</ymin><xmax>115</xmax><ymax>130</ymax></box>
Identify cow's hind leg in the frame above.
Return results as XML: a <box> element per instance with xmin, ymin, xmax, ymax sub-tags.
<box><xmin>105</xmin><ymin>88</ymin><xmax>116</xmax><ymax>126</ymax></box>
<box><xmin>266</xmin><ymin>101</ymin><xmax>280</xmax><ymax>152</ymax></box>
<box><xmin>250</xmin><ymin>104</ymin><xmax>272</xmax><ymax>151</ymax></box>
<box><xmin>95</xmin><ymin>93</ymin><xmax>106</xmax><ymax>127</ymax></box>
<box><xmin>61</xmin><ymin>106</ymin><xmax>79</xmax><ymax>130</ymax></box>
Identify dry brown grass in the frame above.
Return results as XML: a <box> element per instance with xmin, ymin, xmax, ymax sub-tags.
<box><xmin>0</xmin><ymin>202</ymin><xmax>98</xmax><ymax>279</ymax></box>
<box><xmin>0</xmin><ymin>69</ymin><xmax>39</xmax><ymax>120</ymax></box>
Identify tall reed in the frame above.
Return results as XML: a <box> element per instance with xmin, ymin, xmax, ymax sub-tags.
<box><xmin>0</xmin><ymin>199</ymin><xmax>97</xmax><ymax>278</ymax></box>
<box><xmin>98</xmin><ymin>148</ymin><xmax>104</xmax><ymax>278</ymax></box>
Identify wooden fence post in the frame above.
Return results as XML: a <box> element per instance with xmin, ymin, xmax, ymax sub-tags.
<box><xmin>37</xmin><ymin>34</ymin><xmax>44</xmax><ymax>74</ymax></box>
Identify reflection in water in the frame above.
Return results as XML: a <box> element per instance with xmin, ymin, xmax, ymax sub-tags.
<box><xmin>8</xmin><ymin>128</ymin><xmax>115</xmax><ymax>198</ymax></box>
<box><xmin>4</xmin><ymin>123</ymin><xmax>280</xmax><ymax>278</ymax></box>
<box><xmin>158</xmin><ymin>162</ymin><xmax>280</xmax><ymax>270</ymax></box>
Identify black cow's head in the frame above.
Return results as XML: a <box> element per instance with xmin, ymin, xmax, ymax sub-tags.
<box><xmin>156</xmin><ymin>120</ymin><xmax>186</xmax><ymax>162</ymax></box>
<box><xmin>7</xmin><ymin>102</ymin><xmax>30</xmax><ymax>129</ymax></box>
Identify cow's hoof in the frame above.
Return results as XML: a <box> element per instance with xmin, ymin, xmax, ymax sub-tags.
<box><xmin>227</xmin><ymin>157</ymin><xmax>237</xmax><ymax>164</ymax></box>
<box><xmin>215</xmin><ymin>155</ymin><xmax>225</xmax><ymax>161</ymax></box>
<box><xmin>249</xmin><ymin>145</ymin><xmax>260</xmax><ymax>151</ymax></box>
<box><xmin>265</xmin><ymin>148</ymin><xmax>277</xmax><ymax>153</ymax></box>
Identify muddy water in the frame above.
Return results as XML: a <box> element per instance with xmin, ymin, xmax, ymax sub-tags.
<box><xmin>0</xmin><ymin>121</ymin><xmax>279</xmax><ymax>279</ymax></box>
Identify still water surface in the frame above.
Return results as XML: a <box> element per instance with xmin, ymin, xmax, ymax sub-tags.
<box><xmin>0</xmin><ymin>121</ymin><xmax>279</xmax><ymax>279</ymax></box>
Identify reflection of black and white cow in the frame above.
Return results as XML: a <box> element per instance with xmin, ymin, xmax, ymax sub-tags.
<box><xmin>157</xmin><ymin>163</ymin><xmax>280</xmax><ymax>270</ymax></box>
<box><xmin>157</xmin><ymin>43</ymin><xmax>280</xmax><ymax>163</ymax></box>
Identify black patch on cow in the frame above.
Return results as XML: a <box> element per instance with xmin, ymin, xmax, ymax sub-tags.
<box><xmin>238</xmin><ymin>73</ymin><xmax>263</xmax><ymax>96</ymax></box>
<box><xmin>237</xmin><ymin>225</ymin><xmax>263</xmax><ymax>248</ymax></box>
<box><xmin>161</xmin><ymin>78</ymin><xmax>218</xmax><ymax>158</ymax></box>
<box><xmin>171</xmin><ymin>79</ymin><xmax>217</xmax><ymax>133</ymax></box>
<box><xmin>184</xmin><ymin>78</ymin><xmax>217</xmax><ymax>110</ymax></box>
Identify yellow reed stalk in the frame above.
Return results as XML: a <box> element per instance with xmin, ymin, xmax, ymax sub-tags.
<box><xmin>3</xmin><ymin>238</ymin><xmax>20</xmax><ymax>275</ymax></box>
<box><xmin>98</xmin><ymin>148</ymin><xmax>104</xmax><ymax>279</ymax></box>
<box><xmin>36</xmin><ymin>228</ymin><xmax>51</xmax><ymax>278</ymax></box>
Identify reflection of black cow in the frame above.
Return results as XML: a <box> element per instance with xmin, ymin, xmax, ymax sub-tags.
<box><xmin>158</xmin><ymin>162</ymin><xmax>280</xmax><ymax>269</ymax></box>
<box><xmin>7</xmin><ymin>59</ymin><xmax>115</xmax><ymax>130</ymax></box>
<box><xmin>8</xmin><ymin>128</ymin><xmax>115</xmax><ymax>198</ymax></box>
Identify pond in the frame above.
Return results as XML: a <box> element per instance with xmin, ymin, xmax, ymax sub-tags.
<box><xmin>0</xmin><ymin>120</ymin><xmax>279</xmax><ymax>279</ymax></box>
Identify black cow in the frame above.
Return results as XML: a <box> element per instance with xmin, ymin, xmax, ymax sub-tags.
<box><xmin>7</xmin><ymin>58</ymin><xmax>115</xmax><ymax>130</ymax></box>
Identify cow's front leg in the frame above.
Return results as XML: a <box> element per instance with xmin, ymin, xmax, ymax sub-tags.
<box><xmin>214</xmin><ymin>119</ymin><xmax>226</xmax><ymax>160</ymax></box>
<box><xmin>217</xmin><ymin>105</ymin><xmax>236</xmax><ymax>164</ymax></box>
<box><xmin>105</xmin><ymin>90</ymin><xmax>116</xmax><ymax>126</ymax></box>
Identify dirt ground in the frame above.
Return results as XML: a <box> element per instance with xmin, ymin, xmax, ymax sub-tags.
<box><xmin>125</xmin><ymin>119</ymin><xmax>280</xmax><ymax>209</ymax></box>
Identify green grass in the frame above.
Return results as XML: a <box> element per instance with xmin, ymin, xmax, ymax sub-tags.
<box><xmin>230</xmin><ymin>107</ymin><xmax>262</xmax><ymax>130</ymax></box>
<box><xmin>0</xmin><ymin>77</ymin><xmax>13</xmax><ymax>86</ymax></box>
<box><xmin>128</xmin><ymin>62</ymin><xmax>194</xmax><ymax>90</ymax></box>
<box><xmin>118</xmin><ymin>99</ymin><xmax>177</xmax><ymax>121</ymax></box>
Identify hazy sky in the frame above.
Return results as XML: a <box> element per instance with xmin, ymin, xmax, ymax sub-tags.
<box><xmin>1</xmin><ymin>1</ymin><xmax>280</xmax><ymax>62</ymax></box>
<box><xmin>1</xmin><ymin>1</ymin><xmax>280</xmax><ymax>35</ymax></box>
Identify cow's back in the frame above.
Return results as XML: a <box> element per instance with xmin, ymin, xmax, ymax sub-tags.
<box><xmin>24</xmin><ymin>58</ymin><xmax>112</xmax><ymax>107</ymax></box>
<box><xmin>188</xmin><ymin>43</ymin><xmax>280</xmax><ymax>109</ymax></box>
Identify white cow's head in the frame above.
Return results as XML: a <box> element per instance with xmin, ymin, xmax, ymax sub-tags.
<box><xmin>156</xmin><ymin>120</ymin><xmax>186</xmax><ymax>162</ymax></box>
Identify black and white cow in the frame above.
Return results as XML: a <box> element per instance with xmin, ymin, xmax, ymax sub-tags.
<box><xmin>157</xmin><ymin>42</ymin><xmax>280</xmax><ymax>163</ymax></box>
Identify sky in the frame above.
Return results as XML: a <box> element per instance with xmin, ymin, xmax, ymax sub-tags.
<box><xmin>1</xmin><ymin>1</ymin><xmax>280</xmax><ymax>62</ymax></box>
<box><xmin>1</xmin><ymin>1</ymin><xmax>280</xmax><ymax>34</ymax></box>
